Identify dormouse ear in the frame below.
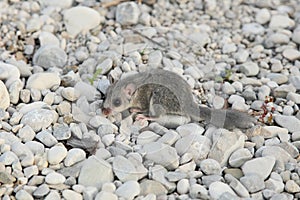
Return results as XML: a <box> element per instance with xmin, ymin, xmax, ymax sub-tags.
<box><xmin>124</xmin><ymin>83</ymin><xmax>136</xmax><ymax>98</ymax></box>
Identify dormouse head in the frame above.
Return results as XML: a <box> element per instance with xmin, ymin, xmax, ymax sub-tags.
<box><xmin>102</xmin><ymin>82</ymin><xmax>136</xmax><ymax>115</ymax></box>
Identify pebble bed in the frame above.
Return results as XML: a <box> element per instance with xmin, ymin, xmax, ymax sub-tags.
<box><xmin>1</xmin><ymin>0</ymin><xmax>300</xmax><ymax>199</ymax></box>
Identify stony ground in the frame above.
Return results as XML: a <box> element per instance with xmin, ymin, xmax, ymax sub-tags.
<box><xmin>1</xmin><ymin>0</ymin><xmax>300</xmax><ymax>199</ymax></box>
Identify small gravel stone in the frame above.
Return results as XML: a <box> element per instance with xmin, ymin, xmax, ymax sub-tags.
<box><xmin>282</xmin><ymin>48</ymin><xmax>300</xmax><ymax>61</ymax></box>
<box><xmin>239</xmin><ymin>62</ymin><xmax>259</xmax><ymax>76</ymax></box>
<box><xmin>229</xmin><ymin>148</ymin><xmax>252</xmax><ymax>167</ymax></box>
<box><xmin>95</xmin><ymin>191</ymin><xmax>118</xmax><ymax>200</ymax></box>
<box><xmin>209</xmin><ymin>181</ymin><xmax>236</xmax><ymax>199</ymax></box>
<box><xmin>15</xmin><ymin>189</ymin><xmax>34</xmax><ymax>200</ymax></box>
<box><xmin>177</xmin><ymin>179</ymin><xmax>189</xmax><ymax>194</ymax></box>
<box><xmin>292</xmin><ymin>28</ymin><xmax>300</xmax><ymax>44</ymax></box>
<box><xmin>116</xmin><ymin>2</ymin><xmax>140</xmax><ymax>26</ymax></box>
<box><xmin>26</xmin><ymin>73</ymin><xmax>61</xmax><ymax>90</ymax></box>
<box><xmin>140</xmin><ymin>179</ymin><xmax>167</xmax><ymax>196</ymax></box>
<box><xmin>48</xmin><ymin>145</ymin><xmax>68</xmax><ymax>165</ymax></box>
<box><xmin>269</xmin><ymin>14</ymin><xmax>295</xmax><ymax>29</ymax></box>
<box><xmin>36</xmin><ymin>130</ymin><xmax>58</xmax><ymax>147</ymax></box>
<box><xmin>0</xmin><ymin>80</ymin><xmax>10</xmax><ymax>110</ymax></box>
<box><xmin>115</xmin><ymin>180</ymin><xmax>140</xmax><ymax>200</ymax></box>
<box><xmin>285</xmin><ymin>180</ymin><xmax>300</xmax><ymax>193</ymax></box>
<box><xmin>33</xmin><ymin>45</ymin><xmax>67</xmax><ymax>69</ymax></box>
<box><xmin>241</xmin><ymin>156</ymin><xmax>276</xmax><ymax>179</ymax></box>
<box><xmin>33</xmin><ymin>184</ymin><xmax>50</xmax><ymax>198</ymax></box>
<box><xmin>240</xmin><ymin>174</ymin><xmax>265</xmax><ymax>193</ymax></box>
<box><xmin>0</xmin><ymin>171</ymin><xmax>16</xmax><ymax>184</ymax></box>
<box><xmin>53</xmin><ymin>124</ymin><xmax>71</xmax><ymax>140</ymax></box>
<box><xmin>62</xmin><ymin>189</ymin><xmax>83</xmax><ymax>200</ymax></box>
<box><xmin>78</xmin><ymin>156</ymin><xmax>113</xmax><ymax>188</ymax></box>
<box><xmin>64</xmin><ymin>6</ymin><xmax>101</xmax><ymax>37</ymax></box>
<box><xmin>61</xmin><ymin>87</ymin><xmax>80</xmax><ymax>101</ymax></box>
<box><xmin>200</xmin><ymin>159</ymin><xmax>221</xmax><ymax>175</ymax></box>
<box><xmin>45</xmin><ymin>172</ymin><xmax>66</xmax><ymax>185</ymax></box>
<box><xmin>64</xmin><ymin>148</ymin><xmax>86</xmax><ymax>167</ymax></box>
<box><xmin>256</xmin><ymin>8</ymin><xmax>271</xmax><ymax>24</ymax></box>
<box><xmin>274</xmin><ymin>115</ymin><xmax>300</xmax><ymax>133</ymax></box>
<box><xmin>21</xmin><ymin>109</ymin><xmax>57</xmax><ymax>132</ymax></box>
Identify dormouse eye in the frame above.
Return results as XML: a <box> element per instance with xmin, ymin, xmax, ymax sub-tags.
<box><xmin>113</xmin><ymin>98</ymin><xmax>121</xmax><ymax>107</ymax></box>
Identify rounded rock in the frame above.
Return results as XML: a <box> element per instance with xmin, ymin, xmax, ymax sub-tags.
<box><xmin>116</xmin><ymin>2</ymin><xmax>140</xmax><ymax>26</ymax></box>
<box><xmin>48</xmin><ymin>145</ymin><xmax>68</xmax><ymax>165</ymax></box>
<box><xmin>0</xmin><ymin>80</ymin><xmax>10</xmax><ymax>110</ymax></box>
<box><xmin>64</xmin><ymin>6</ymin><xmax>101</xmax><ymax>37</ymax></box>
<box><xmin>64</xmin><ymin>148</ymin><xmax>86</xmax><ymax>167</ymax></box>
<box><xmin>115</xmin><ymin>180</ymin><xmax>140</xmax><ymax>200</ymax></box>
<box><xmin>26</xmin><ymin>73</ymin><xmax>61</xmax><ymax>90</ymax></box>
<box><xmin>177</xmin><ymin>179</ymin><xmax>190</xmax><ymax>194</ymax></box>
<box><xmin>45</xmin><ymin>172</ymin><xmax>66</xmax><ymax>185</ymax></box>
<box><xmin>33</xmin><ymin>45</ymin><xmax>67</xmax><ymax>69</ymax></box>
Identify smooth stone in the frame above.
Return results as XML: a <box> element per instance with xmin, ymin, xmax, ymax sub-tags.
<box><xmin>115</xmin><ymin>181</ymin><xmax>140</xmax><ymax>200</ymax></box>
<box><xmin>24</xmin><ymin>165</ymin><xmax>39</xmax><ymax>178</ymax></box>
<box><xmin>240</xmin><ymin>174</ymin><xmax>265</xmax><ymax>193</ymax></box>
<box><xmin>175</xmin><ymin>133</ymin><xmax>211</xmax><ymax>165</ymax></box>
<box><xmin>74</xmin><ymin>81</ymin><xmax>99</xmax><ymax>102</ymax></box>
<box><xmin>0</xmin><ymin>62</ymin><xmax>20</xmax><ymax>87</ymax></box>
<box><xmin>241</xmin><ymin>156</ymin><xmax>275</xmax><ymax>179</ymax></box>
<box><xmin>177</xmin><ymin>179</ymin><xmax>190</xmax><ymax>194</ymax></box>
<box><xmin>39</xmin><ymin>0</ymin><xmax>73</xmax><ymax>8</ymax></box>
<box><xmin>289</xmin><ymin>76</ymin><xmax>300</xmax><ymax>90</ymax></box>
<box><xmin>61</xmin><ymin>87</ymin><xmax>80</xmax><ymax>101</ymax></box>
<box><xmin>45</xmin><ymin>172</ymin><xmax>66</xmax><ymax>185</ymax></box>
<box><xmin>0</xmin><ymin>80</ymin><xmax>10</xmax><ymax>110</ymax></box>
<box><xmin>287</xmin><ymin>92</ymin><xmax>300</xmax><ymax>104</ymax></box>
<box><xmin>0</xmin><ymin>171</ymin><xmax>16</xmax><ymax>184</ymax></box>
<box><xmin>266</xmin><ymin>73</ymin><xmax>288</xmax><ymax>84</ymax></box>
<box><xmin>255</xmin><ymin>8</ymin><xmax>271</xmax><ymax>24</ymax></box>
<box><xmin>33</xmin><ymin>184</ymin><xmax>50</xmax><ymax>198</ymax></box>
<box><xmin>95</xmin><ymin>191</ymin><xmax>118</xmax><ymax>200</ymax></box>
<box><xmin>273</xmin><ymin>84</ymin><xmax>296</xmax><ymax>98</ymax></box>
<box><xmin>265</xmin><ymin>172</ymin><xmax>284</xmax><ymax>193</ymax></box>
<box><xmin>53</xmin><ymin>124</ymin><xmax>71</xmax><ymax>140</ymax></box>
<box><xmin>225</xmin><ymin>174</ymin><xmax>250</xmax><ymax>198</ymax></box>
<box><xmin>157</xmin><ymin>130</ymin><xmax>180</xmax><ymax>145</ymax></box>
<box><xmin>283</xmin><ymin>48</ymin><xmax>300</xmax><ymax>61</ymax></box>
<box><xmin>269</xmin><ymin>14</ymin><xmax>295</xmax><ymax>29</ymax></box>
<box><xmin>112</xmin><ymin>155</ymin><xmax>140</xmax><ymax>182</ymax></box>
<box><xmin>176</xmin><ymin>123</ymin><xmax>205</xmax><ymax>137</ymax></box>
<box><xmin>62</xmin><ymin>189</ymin><xmax>83</xmax><ymax>200</ymax></box>
<box><xmin>96</xmin><ymin>58</ymin><xmax>113</xmax><ymax>75</ymax></box>
<box><xmin>222</xmin><ymin>43</ymin><xmax>237</xmax><ymax>54</ymax></box>
<box><xmin>285</xmin><ymin>180</ymin><xmax>300</xmax><ymax>193</ymax></box>
<box><xmin>292</xmin><ymin>29</ymin><xmax>300</xmax><ymax>44</ymax></box>
<box><xmin>142</xmin><ymin>142</ymin><xmax>179</xmax><ymax>170</ymax></box>
<box><xmin>189</xmin><ymin>184</ymin><xmax>209</xmax><ymax>199</ymax></box>
<box><xmin>140</xmin><ymin>180</ymin><xmax>168</xmax><ymax>196</ymax></box>
<box><xmin>15</xmin><ymin>189</ymin><xmax>34</xmax><ymax>200</ymax></box>
<box><xmin>116</xmin><ymin>2</ymin><xmax>140</xmax><ymax>26</ymax></box>
<box><xmin>208</xmin><ymin>129</ymin><xmax>246</xmax><ymax>166</ymax></box>
<box><xmin>33</xmin><ymin>45</ymin><xmax>67</xmax><ymax>69</ymax></box>
<box><xmin>48</xmin><ymin>145</ymin><xmax>68</xmax><ymax>165</ymax></box>
<box><xmin>234</xmin><ymin>49</ymin><xmax>249</xmax><ymax>63</ymax></box>
<box><xmin>35</xmin><ymin>130</ymin><xmax>58</xmax><ymax>147</ymax></box>
<box><xmin>26</xmin><ymin>73</ymin><xmax>61</xmax><ymax>90</ymax></box>
<box><xmin>150</xmin><ymin>165</ymin><xmax>175</xmax><ymax>191</ymax></box>
<box><xmin>78</xmin><ymin>156</ymin><xmax>113</xmax><ymax>188</ymax></box>
<box><xmin>39</xmin><ymin>31</ymin><xmax>60</xmax><ymax>46</ymax></box>
<box><xmin>137</xmin><ymin>131</ymin><xmax>160</xmax><ymax>145</ymax></box>
<box><xmin>64</xmin><ymin>148</ymin><xmax>86</xmax><ymax>167</ymax></box>
<box><xmin>264</xmin><ymin>33</ymin><xmax>290</xmax><ymax>48</ymax></box>
<box><xmin>64</xmin><ymin>6</ymin><xmax>101</xmax><ymax>37</ymax></box>
<box><xmin>209</xmin><ymin>181</ymin><xmax>236</xmax><ymax>199</ymax></box>
<box><xmin>242</xmin><ymin>23</ymin><xmax>265</xmax><ymax>34</ymax></box>
<box><xmin>200</xmin><ymin>159</ymin><xmax>221</xmax><ymax>175</ymax></box>
<box><xmin>239</xmin><ymin>62</ymin><xmax>259</xmax><ymax>76</ymax></box>
<box><xmin>261</xmin><ymin>146</ymin><xmax>293</xmax><ymax>171</ymax></box>
<box><xmin>274</xmin><ymin>115</ymin><xmax>300</xmax><ymax>133</ymax></box>
<box><xmin>229</xmin><ymin>148</ymin><xmax>253</xmax><ymax>167</ymax></box>
<box><xmin>21</xmin><ymin>109</ymin><xmax>57</xmax><ymax>132</ymax></box>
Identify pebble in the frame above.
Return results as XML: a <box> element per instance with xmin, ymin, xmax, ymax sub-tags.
<box><xmin>15</xmin><ymin>190</ymin><xmax>34</xmax><ymax>200</ymax></box>
<box><xmin>274</xmin><ymin>115</ymin><xmax>300</xmax><ymax>133</ymax></box>
<box><xmin>33</xmin><ymin>184</ymin><xmax>50</xmax><ymax>198</ymax></box>
<box><xmin>39</xmin><ymin>31</ymin><xmax>60</xmax><ymax>46</ymax></box>
<box><xmin>177</xmin><ymin>179</ymin><xmax>190</xmax><ymax>194</ymax></box>
<box><xmin>282</xmin><ymin>48</ymin><xmax>300</xmax><ymax>61</ymax></box>
<box><xmin>62</xmin><ymin>189</ymin><xmax>83</xmax><ymax>200</ymax></box>
<box><xmin>266</xmin><ymin>73</ymin><xmax>288</xmax><ymax>84</ymax></box>
<box><xmin>265</xmin><ymin>172</ymin><xmax>284</xmax><ymax>192</ymax></box>
<box><xmin>64</xmin><ymin>6</ymin><xmax>101</xmax><ymax>37</ymax></box>
<box><xmin>26</xmin><ymin>73</ymin><xmax>61</xmax><ymax>90</ymax></box>
<box><xmin>115</xmin><ymin>180</ymin><xmax>140</xmax><ymax>200</ymax></box>
<box><xmin>116</xmin><ymin>2</ymin><xmax>140</xmax><ymax>26</ymax></box>
<box><xmin>64</xmin><ymin>148</ymin><xmax>86</xmax><ymax>167</ymax></box>
<box><xmin>292</xmin><ymin>28</ymin><xmax>300</xmax><ymax>44</ymax></box>
<box><xmin>285</xmin><ymin>180</ymin><xmax>300</xmax><ymax>193</ymax></box>
<box><xmin>287</xmin><ymin>92</ymin><xmax>300</xmax><ymax>104</ymax></box>
<box><xmin>264</xmin><ymin>32</ymin><xmax>290</xmax><ymax>48</ymax></box>
<box><xmin>234</xmin><ymin>49</ymin><xmax>249</xmax><ymax>63</ymax></box>
<box><xmin>139</xmin><ymin>180</ymin><xmax>167</xmax><ymax>196</ymax></box>
<box><xmin>48</xmin><ymin>145</ymin><xmax>67</xmax><ymax>165</ymax></box>
<box><xmin>78</xmin><ymin>156</ymin><xmax>113</xmax><ymax>188</ymax></box>
<box><xmin>269</xmin><ymin>14</ymin><xmax>295</xmax><ymax>29</ymax></box>
<box><xmin>256</xmin><ymin>8</ymin><xmax>271</xmax><ymax>24</ymax></box>
<box><xmin>35</xmin><ymin>130</ymin><xmax>58</xmax><ymax>147</ymax></box>
<box><xmin>208</xmin><ymin>129</ymin><xmax>246</xmax><ymax>166</ymax></box>
<box><xmin>209</xmin><ymin>181</ymin><xmax>236</xmax><ymax>199</ymax></box>
<box><xmin>95</xmin><ymin>191</ymin><xmax>118</xmax><ymax>200</ymax></box>
<box><xmin>45</xmin><ymin>172</ymin><xmax>66</xmax><ymax>185</ymax></box>
<box><xmin>200</xmin><ymin>159</ymin><xmax>221</xmax><ymax>175</ymax></box>
<box><xmin>61</xmin><ymin>87</ymin><xmax>80</xmax><ymax>101</ymax></box>
<box><xmin>142</xmin><ymin>142</ymin><xmax>179</xmax><ymax>170</ymax></box>
<box><xmin>21</xmin><ymin>109</ymin><xmax>57</xmax><ymax>132</ymax></box>
<box><xmin>0</xmin><ymin>80</ymin><xmax>10</xmax><ymax>110</ymax></box>
<box><xmin>239</xmin><ymin>62</ymin><xmax>260</xmax><ymax>76</ymax></box>
<box><xmin>240</xmin><ymin>174</ymin><xmax>265</xmax><ymax>193</ymax></box>
<box><xmin>33</xmin><ymin>45</ymin><xmax>67</xmax><ymax>69</ymax></box>
<box><xmin>242</xmin><ymin>23</ymin><xmax>265</xmax><ymax>35</ymax></box>
<box><xmin>112</xmin><ymin>155</ymin><xmax>140</xmax><ymax>182</ymax></box>
<box><xmin>241</xmin><ymin>156</ymin><xmax>276</xmax><ymax>179</ymax></box>
<box><xmin>39</xmin><ymin>0</ymin><xmax>73</xmax><ymax>8</ymax></box>
<box><xmin>229</xmin><ymin>148</ymin><xmax>252</xmax><ymax>167</ymax></box>
<box><xmin>53</xmin><ymin>124</ymin><xmax>71</xmax><ymax>140</ymax></box>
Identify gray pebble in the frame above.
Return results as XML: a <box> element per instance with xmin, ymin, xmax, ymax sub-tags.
<box><xmin>21</xmin><ymin>109</ymin><xmax>57</xmax><ymax>132</ymax></box>
<box><xmin>240</xmin><ymin>174</ymin><xmax>265</xmax><ymax>193</ymax></box>
<box><xmin>269</xmin><ymin>14</ymin><xmax>295</xmax><ymax>29</ymax></box>
<box><xmin>33</xmin><ymin>45</ymin><xmax>67</xmax><ymax>69</ymax></box>
<box><xmin>116</xmin><ymin>2</ymin><xmax>140</xmax><ymax>26</ymax></box>
<box><xmin>239</xmin><ymin>62</ymin><xmax>259</xmax><ymax>76</ymax></box>
<box><xmin>36</xmin><ymin>130</ymin><xmax>58</xmax><ymax>147</ymax></box>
